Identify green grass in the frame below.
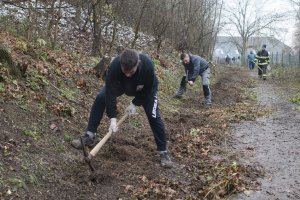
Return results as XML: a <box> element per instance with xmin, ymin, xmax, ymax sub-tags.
<box><xmin>290</xmin><ymin>93</ymin><xmax>300</xmax><ymax>104</ymax></box>
<box><xmin>60</xmin><ymin>87</ymin><xmax>76</xmax><ymax>101</ymax></box>
<box><xmin>189</xmin><ymin>128</ymin><xmax>201</xmax><ymax>137</ymax></box>
<box><xmin>4</xmin><ymin>173</ymin><xmax>39</xmax><ymax>195</ymax></box>
<box><xmin>63</xmin><ymin>134</ymin><xmax>73</xmax><ymax>142</ymax></box>
<box><xmin>8</xmin><ymin>176</ymin><xmax>26</xmax><ymax>189</ymax></box>
<box><xmin>269</xmin><ymin>66</ymin><xmax>300</xmax><ymax>80</ymax></box>
<box><xmin>0</xmin><ymin>82</ymin><xmax>5</xmax><ymax>92</ymax></box>
<box><xmin>51</xmin><ymin>140</ymin><xmax>65</xmax><ymax>153</ymax></box>
<box><xmin>3</xmin><ymin>145</ymin><xmax>11</xmax><ymax>157</ymax></box>
<box><xmin>38</xmin><ymin>101</ymin><xmax>47</xmax><ymax>113</ymax></box>
<box><xmin>26</xmin><ymin>68</ymin><xmax>48</xmax><ymax>91</ymax></box>
<box><xmin>21</xmin><ymin>125</ymin><xmax>39</xmax><ymax>140</ymax></box>
<box><xmin>129</xmin><ymin>117</ymin><xmax>143</xmax><ymax>128</ymax></box>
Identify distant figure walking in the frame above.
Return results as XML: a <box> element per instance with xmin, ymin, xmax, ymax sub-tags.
<box><xmin>225</xmin><ymin>55</ymin><xmax>230</xmax><ymax>64</ymax></box>
<box><xmin>256</xmin><ymin>44</ymin><xmax>270</xmax><ymax>80</ymax></box>
<box><xmin>247</xmin><ymin>50</ymin><xmax>256</xmax><ymax>70</ymax></box>
<box><xmin>232</xmin><ymin>57</ymin><xmax>236</xmax><ymax>64</ymax></box>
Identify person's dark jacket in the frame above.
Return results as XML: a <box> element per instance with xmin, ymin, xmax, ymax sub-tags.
<box><xmin>256</xmin><ymin>49</ymin><xmax>270</xmax><ymax>66</ymax></box>
<box><xmin>105</xmin><ymin>53</ymin><xmax>156</xmax><ymax>118</ymax></box>
<box><xmin>183</xmin><ymin>54</ymin><xmax>209</xmax><ymax>82</ymax></box>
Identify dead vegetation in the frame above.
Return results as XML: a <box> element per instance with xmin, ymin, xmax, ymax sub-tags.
<box><xmin>0</xmin><ymin>30</ymin><xmax>272</xmax><ymax>199</ymax></box>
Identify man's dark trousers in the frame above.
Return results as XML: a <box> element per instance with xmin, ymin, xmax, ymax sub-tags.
<box><xmin>86</xmin><ymin>82</ymin><xmax>167</xmax><ymax>151</ymax></box>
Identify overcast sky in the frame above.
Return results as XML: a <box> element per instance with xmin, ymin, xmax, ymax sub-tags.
<box><xmin>265</xmin><ymin>0</ymin><xmax>297</xmax><ymax>46</ymax></box>
<box><xmin>221</xmin><ymin>0</ymin><xmax>298</xmax><ymax>47</ymax></box>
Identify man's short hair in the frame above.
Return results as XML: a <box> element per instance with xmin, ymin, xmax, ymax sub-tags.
<box><xmin>180</xmin><ymin>53</ymin><xmax>188</xmax><ymax>61</ymax></box>
<box><xmin>120</xmin><ymin>49</ymin><xmax>139</xmax><ymax>71</ymax></box>
<box><xmin>262</xmin><ymin>44</ymin><xmax>267</xmax><ymax>48</ymax></box>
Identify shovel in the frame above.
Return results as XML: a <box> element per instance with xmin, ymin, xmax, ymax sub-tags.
<box><xmin>81</xmin><ymin>113</ymin><xmax>129</xmax><ymax>181</ymax></box>
<box><xmin>255</xmin><ymin>63</ymin><xmax>271</xmax><ymax>72</ymax></box>
<box><xmin>89</xmin><ymin>113</ymin><xmax>128</xmax><ymax>159</ymax></box>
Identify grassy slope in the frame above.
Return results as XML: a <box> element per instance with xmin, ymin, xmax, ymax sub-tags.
<box><xmin>0</xmin><ymin>30</ymin><xmax>285</xmax><ymax>199</ymax></box>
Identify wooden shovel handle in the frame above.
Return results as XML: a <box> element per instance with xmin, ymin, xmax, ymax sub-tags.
<box><xmin>89</xmin><ymin>113</ymin><xmax>129</xmax><ymax>158</ymax></box>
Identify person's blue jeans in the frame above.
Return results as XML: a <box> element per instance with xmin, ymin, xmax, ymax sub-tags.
<box><xmin>248</xmin><ymin>61</ymin><xmax>255</xmax><ymax>70</ymax></box>
<box><xmin>86</xmin><ymin>84</ymin><xmax>167</xmax><ymax>151</ymax></box>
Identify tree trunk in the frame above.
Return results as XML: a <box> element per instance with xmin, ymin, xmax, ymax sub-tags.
<box><xmin>82</xmin><ymin>5</ymin><xmax>92</xmax><ymax>32</ymax></box>
<box><xmin>156</xmin><ymin>37</ymin><xmax>162</xmax><ymax>58</ymax></box>
<box><xmin>91</xmin><ymin>0</ymin><xmax>102</xmax><ymax>56</ymax></box>
<box><xmin>51</xmin><ymin>0</ymin><xmax>62</xmax><ymax>49</ymax></box>
<box><xmin>131</xmin><ymin>0</ymin><xmax>148</xmax><ymax>48</ymax></box>
<box><xmin>241</xmin><ymin>38</ymin><xmax>247</xmax><ymax>66</ymax></box>
<box><xmin>34</xmin><ymin>0</ymin><xmax>38</xmax><ymax>40</ymax></box>
<box><xmin>48</xmin><ymin>0</ymin><xmax>56</xmax><ymax>41</ymax></box>
<box><xmin>27</xmin><ymin>2</ymin><xmax>33</xmax><ymax>41</ymax></box>
<box><xmin>107</xmin><ymin>18</ymin><xmax>117</xmax><ymax>57</ymax></box>
<box><xmin>75</xmin><ymin>6</ymin><xmax>81</xmax><ymax>26</ymax></box>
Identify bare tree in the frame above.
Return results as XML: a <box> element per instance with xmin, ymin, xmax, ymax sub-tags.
<box><xmin>224</xmin><ymin>0</ymin><xmax>286</xmax><ymax>64</ymax></box>
<box><xmin>170</xmin><ymin>0</ymin><xmax>223</xmax><ymax>56</ymax></box>
<box><xmin>131</xmin><ymin>0</ymin><xmax>149</xmax><ymax>48</ymax></box>
<box><xmin>147</xmin><ymin>0</ymin><xmax>172</xmax><ymax>56</ymax></box>
<box><xmin>295</xmin><ymin>20</ymin><xmax>300</xmax><ymax>50</ymax></box>
<box><xmin>49</xmin><ymin>0</ymin><xmax>63</xmax><ymax>49</ymax></box>
<box><xmin>91</xmin><ymin>0</ymin><xmax>105</xmax><ymax>56</ymax></box>
<box><xmin>104</xmin><ymin>0</ymin><xmax>223</xmax><ymax>57</ymax></box>
<box><xmin>290</xmin><ymin>0</ymin><xmax>300</xmax><ymax>48</ymax></box>
<box><xmin>290</xmin><ymin>0</ymin><xmax>300</xmax><ymax>8</ymax></box>
<box><xmin>1</xmin><ymin>0</ymin><xmax>223</xmax><ymax>59</ymax></box>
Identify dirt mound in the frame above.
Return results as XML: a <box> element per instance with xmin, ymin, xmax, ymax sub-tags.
<box><xmin>212</xmin><ymin>67</ymin><xmax>253</xmax><ymax>106</ymax></box>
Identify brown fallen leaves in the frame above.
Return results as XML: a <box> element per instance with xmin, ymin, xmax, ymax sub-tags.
<box><xmin>125</xmin><ymin>176</ymin><xmax>178</xmax><ymax>199</ymax></box>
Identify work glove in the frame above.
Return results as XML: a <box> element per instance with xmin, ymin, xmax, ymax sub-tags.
<box><xmin>125</xmin><ymin>101</ymin><xmax>136</xmax><ymax>115</ymax></box>
<box><xmin>188</xmin><ymin>81</ymin><xmax>194</xmax><ymax>86</ymax></box>
<box><xmin>109</xmin><ymin>118</ymin><xmax>118</xmax><ymax>133</ymax></box>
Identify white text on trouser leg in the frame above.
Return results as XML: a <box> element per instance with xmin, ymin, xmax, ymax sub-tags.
<box><xmin>152</xmin><ymin>95</ymin><xmax>158</xmax><ymax>118</ymax></box>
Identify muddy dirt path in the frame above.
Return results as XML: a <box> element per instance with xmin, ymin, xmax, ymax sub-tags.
<box><xmin>230</xmin><ymin>74</ymin><xmax>300</xmax><ymax>200</ymax></box>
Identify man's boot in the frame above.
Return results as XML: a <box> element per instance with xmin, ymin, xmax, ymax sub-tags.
<box><xmin>204</xmin><ymin>95</ymin><xmax>212</xmax><ymax>106</ymax></box>
<box><xmin>174</xmin><ymin>76</ymin><xmax>187</xmax><ymax>98</ymax></box>
<box><xmin>160</xmin><ymin>151</ymin><xmax>173</xmax><ymax>168</ymax></box>
<box><xmin>263</xmin><ymin>74</ymin><xmax>267</xmax><ymax>80</ymax></box>
<box><xmin>71</xmin><ymin>131</ymin><xmax>96</xmax><ymax>149</ymax></box>
<box><xmin>174</xmin><ymin>85</ymin><xmax>186</xmax><ymax>98</ymax></box>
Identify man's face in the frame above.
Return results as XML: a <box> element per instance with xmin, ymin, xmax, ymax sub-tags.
<box><xmin>121</xmin><ymin>61</ymin><xmax>139</xmax><ymax>77</ymax></box>
<box><xmin>182</xmin><ymin>55</ymin><xmax>190</xmax><ymax>65</ymax></box>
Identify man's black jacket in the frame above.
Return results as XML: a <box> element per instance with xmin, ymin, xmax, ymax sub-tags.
<box><xmin>105</xmin><ymin>53</ymin><xmax>156</xmax><ymax>118</ymax></box>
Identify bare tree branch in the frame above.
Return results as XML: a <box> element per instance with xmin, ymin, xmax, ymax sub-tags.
<box><xmin>224</xmin><ymin>0</ymin><xmax>286</xmax><ymax>64</ymax></box>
